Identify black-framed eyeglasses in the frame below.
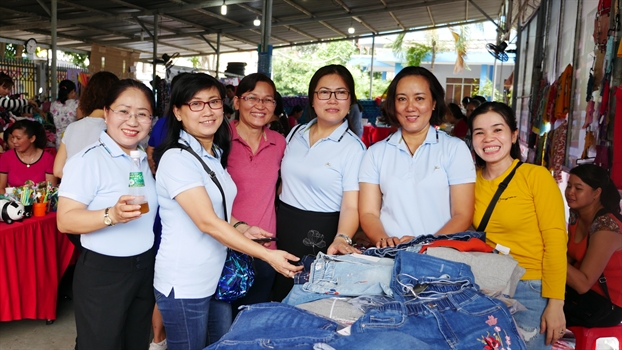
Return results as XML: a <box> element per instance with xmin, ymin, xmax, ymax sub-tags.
<box><xmin>185</xmin><ymin>99</ymin><xmax>224</xmax><ymax>111</ymax></box>
<box><xmin>241</xmin><ymin>95</ymin><xmax>277</xmax><ymax>107</ymax></box>
<box><xmin>109</xmin><ymin>108</ymin><xmax>153</xmax><ymax>124</ymax></box>
<box><xmin>314</xmin><ymin>90</ymin><xmax>350</xmax><ymax>100</ymax></box>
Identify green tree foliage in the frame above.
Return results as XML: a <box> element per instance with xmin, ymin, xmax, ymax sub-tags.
<box><xmin>64</xmin><ymin>52</ymin><xmax>89</xmax><ymax>68</ymax></box>
<box><xmin>272</xmin><ymin>40</ymin><xmax>388</xmax><ymax>98</ymax></box>
<box><xmin>3</xmin><ymin>44</ymin><xmax>17</xmax><ymax>59</ymax></box>
<box><xmin>473</xmin><ymin>78</ymin><xmax>507</xmax><ymax>102</ymax></box>
<box><xmin>390</xmin><ymin>33</ymin><xmax>432</xmax><ymax>67</ymax></box>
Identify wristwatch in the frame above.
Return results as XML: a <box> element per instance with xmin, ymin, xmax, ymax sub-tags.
<box><xmin>336</xmin><ymin>233</ymin><xmax>353</xmax><ymax>245</ymax></box>
<box><xmin>103</xmin><ymin>207</ymin><xmax>114</xmax><ymax>226</ymax></box>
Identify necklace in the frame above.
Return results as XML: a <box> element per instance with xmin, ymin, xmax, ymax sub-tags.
<box><xmin>17</xmin><ymin>150</ymin><xmax>38</xmax><ymax>168</ymax></box>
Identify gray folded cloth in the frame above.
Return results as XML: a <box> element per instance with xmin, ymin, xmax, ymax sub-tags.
<box><xmin>426</xmin><ymin>247</ymin><xmax>526</xmax><ymax>297</ymax></box>
<box><xmin>296</xmin><ymin>297</ymin><xmax>364</xmax><ymax>326</ymax></box>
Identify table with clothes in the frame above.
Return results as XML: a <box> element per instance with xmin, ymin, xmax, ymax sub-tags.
<box><xmin>207</xmin><ymin>232</ymin><xmax>529</xmax><ymax>349</ymax></box>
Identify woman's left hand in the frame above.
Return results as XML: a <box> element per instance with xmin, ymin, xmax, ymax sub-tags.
<box><xmin>540</xmin><ymin>299</ymin><xmax>566</xmax><ymax>345</ymax></box>
<box><xmin>243</xmin><ymin>225</ymin><xmax>274</xmax><ymax>247</ymax></box>
<box><xmin>327</xmin><ymin>240</ymin><xmax>361</xmax><ymax>255</ymax></box>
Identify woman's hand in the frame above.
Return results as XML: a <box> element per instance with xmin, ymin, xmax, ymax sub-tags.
<box><xmin>108</xmin><ymin>195</ymin><xmax>143</xmax><ymax>224</ymax></box>
<box><xmin>327</xmin><ymin>237</ymin><xmax>361</xmax><ymax>255</ymax></box>
<box><xmin>265</xmin><ymin>250</ymin><xmax>303</xmax><ymax>278</ymax></box>
<box><xmin>242</xmin><ymin>225</ymin><xmax>274</xmax><ymax>247</ymax></box>
<box><xmin>376</xmin><ymin>236</ymin><xmax>400</xmax><ymax>248</ymax></box>
<box><xmin>540</xmin><ymin>299</ymin><xmax>566</xmax><ymax>346</ymax></box>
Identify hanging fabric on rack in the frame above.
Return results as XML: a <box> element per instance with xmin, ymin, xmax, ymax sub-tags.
<box><xmin>550</xmin><ymin>120</ymin><xmax>568</xmax><ymax>183</ymax></box>
<box><xmin>553</xmin><ymin>64</ymin><xmax>573</xmax><ymax>124</ymax></box>
<box><xmin>582</xmin><ymin>129</ymin><xmax>596</xmax><ymax>160</ymax></box>
<box><xmin>611</xmin><ymin>87</ymin><xmax>622</xmax><ymax>188</ymax></box>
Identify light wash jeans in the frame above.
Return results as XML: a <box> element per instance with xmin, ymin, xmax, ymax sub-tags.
<box><xmin>155</xmin><ymin>288</ymin><xmax>232</xmax><ymax>350</ymax></box>
<box><xmin>512</xmin><ymin>280</ymin><xmax>552</xmax><ymax>350</ymax></box>
<box><xmin>282</xmin><ymin>252</ymin><xmax>394</xmax><ymax>305</ymax></box>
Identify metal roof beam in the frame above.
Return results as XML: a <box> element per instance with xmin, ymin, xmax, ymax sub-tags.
<box><xmin>352</xmin><ymin>16</ymin><xmax>378</xmax><ymax>34</ymax></box>
<box><xmin>318</xmin><ymin>20</ymin><xmax>347</xmax><ymax>38</ymax></box>
<box><xmin>467</xmin><ymin>0</ymin><xmax>505</xmax><ymax>33</ymax></box>
<box><xmin>389</xmin><ymin>12</ymin><xmax>405</xmax><ymax>30</ymax></box>
<box><xmin>35</xmin><ymin>0</ymin><xmax>51</xmax><ymax>16</ymax></box>
<box><xmin>0</xmin><ymin>0</ymin><xmax>251</xmax><ymax>31</ymax></box>
<box><xmin>283</xmin><ymin>25</ymin><xmax>318</xmax><ymax>41</ymax></box>
<box><xmin>281</xmin><ymin>0</ymin><xmax>314</xmax><ymax>17</ymax></box>
<box><xmin>221</xmin><ymin>0</ymin><xmax>466</xmax><ymax>33</ymax></box>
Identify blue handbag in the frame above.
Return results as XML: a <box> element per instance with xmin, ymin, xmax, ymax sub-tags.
<box><xmin>175</xmin><ymin>143</ymin><xmax>255</xmax><ymax>302</ymax></box>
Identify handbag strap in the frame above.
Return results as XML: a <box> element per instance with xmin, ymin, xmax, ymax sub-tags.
<box><xmin>173</xmin><ymin>143</ymin><xmax>228</xmax><ymax>222</ymax></box>
<box><xmin>287</xmin><ymin>123</ymin><xmax>304</xmax><ymax>143</ymax></box>
<box><xmin>587</xmin><ymin>207</ymin><xmax>612</xmax><ymax>300</ymax></box>
<box><xmin>476</xmin><ymin>161</ymin><xmax>523</xmax><ymax>232</ymax></box>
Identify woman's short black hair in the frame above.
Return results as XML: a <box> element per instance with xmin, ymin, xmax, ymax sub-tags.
<box><xmin>569</xmin><ymin>164</ymin><xmax>622</xmax><ymax>221</ymax></box>
<box><xmin>11</xmin><ymin>119</ymin><xmax>47</xmax><ymax>149</ymax></box>
<box><xmin>379</xmin><ymin>66</ymin><xmax>446</xmax><ymax>128</ymax></box>
<box><xmin>234</xmin><ymin>73</ymin><xmax>276</xmax><ymax>100</ymax></box>
<box><xmin>468</xmin><ymin>102</ymin><xmax>520</xmax><ymax>168</ymax></box>
<box><xmin>307</xmin><ymin>65</ymin><xmax>359</xmax><ymax>134</ymax></box>
<box><xmin>103</xmin><ymin>79</ymin><xmax>155</xmax><ymax>115</ymax></box>
<box><xmin>154</xmin><ymin>73</ymin><xmax>230</xmax><ymax>169</ymax></box>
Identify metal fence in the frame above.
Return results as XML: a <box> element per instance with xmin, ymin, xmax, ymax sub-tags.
<box><xmin>0</xmin><ymin>59</ymin><xmax>89</xmax><ymax>101</ymax></box>
<box><xmin>0</xmin><ymin>58</ymin><xmax>36</xmax><ymax>99</ymax></box>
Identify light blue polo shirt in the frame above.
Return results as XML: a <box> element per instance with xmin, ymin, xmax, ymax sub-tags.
<box><xmin>280</xmin><ymin>119</ymin><xmax>366</xmax><ymax>212</ymax></box>
<box><xmin>59</xmin><ymin>130</ymin><xmax>157</xmax><ymax>257</ymax></box>
<box><xmin>359</xmin><ymin>126</ymin><xmax>475</xmax><ymax>238</ymax></box>
<box><xmin>154</xmin><ymin>130</ymin><xmax>237</xmax><ymax>299</ymax></box>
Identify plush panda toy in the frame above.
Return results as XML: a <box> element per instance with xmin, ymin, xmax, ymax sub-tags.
<box><xmin>0</xmin><ymin>199</ymin><xmax>25</xmax><ymax>224</ymax></box>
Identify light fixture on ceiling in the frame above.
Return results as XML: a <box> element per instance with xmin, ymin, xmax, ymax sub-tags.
<box><xmin>348</xmin><ymin>19</ymin><xmax>355</xmax><ymax>34</ymax></box>
<box><xmin>253</xmin><ymin>16</ymin><xmax>261</xmax><ymax>26</ymax></box>
<box><xmin>221</xmin><ymin>0</ymin><xmax>227</xmax><ymax>15</ymax></box>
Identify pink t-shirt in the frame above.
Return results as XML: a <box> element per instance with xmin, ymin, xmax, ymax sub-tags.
<box><xmin>228</xmin><ymin>122</ymin><xmax>286</xmax><ymax>249</ymax></box>
<box><xmin>0</xmin><ymin>149</ymin><xmax>54</xmax><ymax>187</ymax></box>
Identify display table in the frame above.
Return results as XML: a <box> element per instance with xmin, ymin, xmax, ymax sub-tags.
<box><xmin>362</xmin><ymin>125</ymin><xmax>398</xmax><ymax>147</ymax></box>
<box><xmin>0</xmin><ymin>212</ymin><xmax>77</xmax><ymax>322</ymax></box>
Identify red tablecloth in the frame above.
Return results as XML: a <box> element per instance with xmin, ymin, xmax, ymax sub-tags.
<box><xmin>362</xmin><ymin>125</ymin><xmax>398</xmax><ymax>147</ymax></box>
<box><xmin>0</xmin><ymin>212</ymin><xmax>76</xmax><ymax>321</ymax></box>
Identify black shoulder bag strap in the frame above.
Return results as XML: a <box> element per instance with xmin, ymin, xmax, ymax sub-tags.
<box><xmin>172</xmin><ymin>143</ymin><xmax>228</xmax><ymax>222</ymax></box>
<box><xmin>476</xmin><ymin>161</ymin><xmax>523</xmax><ymax>232</ymax></box>
<box><xmin>587</xmin><ymin>208</ymin><xmax>612</xmax><ymax>300</ymax></box>
<box><xmin>287</xmin><ymin>123</ymin><xmax>304</xmax><ymax>143</ymax></box>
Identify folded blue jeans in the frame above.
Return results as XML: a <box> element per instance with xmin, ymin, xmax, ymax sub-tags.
<box><xmin>283</xmin><ymin>252</ymin><xmax>394</xmax><ymax>306</ymax></box>
<box><xmin>351</xmin><ymin>288</ymin><xmax>527</xmax><ymax>350</ymax></box>
<box><xmin>391</xmin><ymin>251</ymin><xmax>477</xmax><ymax>302</ymax></box>
<box><xmin>204</xmin><ymin>302</ymin><xmax>433</xmax><ymax>350</ymax></box>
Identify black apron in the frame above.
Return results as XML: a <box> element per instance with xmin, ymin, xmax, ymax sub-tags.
<box><xmin>271</xmin><ymin>200</ymin><xmax>340</xmax><ymax>301</ymax></box>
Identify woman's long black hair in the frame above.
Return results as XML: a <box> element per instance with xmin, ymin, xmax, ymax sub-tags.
<box><xmin>570</xmin><ymin>164</ymin><xmax>622</xmax><ymax>221</ymax></box>
<box><xmin>153</xmin><ymin>73</ymin><xmax>231</xmax><ymax>169</ymax></box>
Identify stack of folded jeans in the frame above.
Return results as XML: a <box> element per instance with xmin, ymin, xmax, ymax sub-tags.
<box><xmin>208</xmin><ymin>251</ymin><xmax>527</xmax><ymax>350</ymax></box>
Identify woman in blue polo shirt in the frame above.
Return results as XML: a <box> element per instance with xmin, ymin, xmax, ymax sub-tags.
<box><xmin>273</xmin><ymin>64</ymin><xmax>367</xmax><ymax>301</ymax></box>
<box><xmin>359</xmin><ymin>66</ymin><xmax>475</xmax><ymax>247</ymax></box>
<box><xmin>152</xmin><ymin>73</ymin><xmax>301</xmax><ymax>350</ymax></box>
<box><xmin>57</xmin><ymin>79</ymin><xmax>158</xmax><ymax>350</ymax></box>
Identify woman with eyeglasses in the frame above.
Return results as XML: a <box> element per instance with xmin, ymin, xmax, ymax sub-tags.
<box><xmin>57</xmin><ymin>79</ymin><xmax>158</xmax><ymax>350</ymax></box>
<box><xmin>152</xmin><ymin>73</ymin><xmax>301</xmax><ymax>350</ymax></box>
<box><xmin>226</xmin><ymin>73</ymin><xmax>288</xmax><ymax>314</ymax></box>
<box><xmin>272</xmin><ymin>64</ymin><xmax>367</xmax><ymax>301</ymax></box>
<box><xmin>359</xmin><ymin>66</ymin><xmax>475</xmax><ymax>247</ymax></box>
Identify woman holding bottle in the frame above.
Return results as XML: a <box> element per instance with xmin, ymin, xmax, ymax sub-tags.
<box><xmin>57</xmin><ymin>79</ymin><xmax>158</xmax><ymax>350</ymax></box>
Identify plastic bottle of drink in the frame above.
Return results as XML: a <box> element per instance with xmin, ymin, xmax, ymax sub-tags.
<box><xmin>128</xmin><ymin>150</ymin><xmax>149</xmax><ymax>214</ymax></box>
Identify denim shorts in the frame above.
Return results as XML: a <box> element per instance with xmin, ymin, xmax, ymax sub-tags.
<box><xmin>512</xmin><ymin>280</ymin><xmax>551</xmax><ymax>350</ymax></box>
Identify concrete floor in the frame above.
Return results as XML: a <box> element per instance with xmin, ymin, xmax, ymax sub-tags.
<box><xmin>0</xmin><ymin>297</ymin><xmax>76</xmax><ymax>350</ymax></box>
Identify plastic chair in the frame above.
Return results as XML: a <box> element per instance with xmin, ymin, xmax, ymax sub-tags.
<box><xmin>568</xmin><ymin>324</ymin><xmax>622</xmax><ymax>350</ymax></box>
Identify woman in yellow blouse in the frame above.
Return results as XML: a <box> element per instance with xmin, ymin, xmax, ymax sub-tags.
<box><xmin>470</xmin><ymin>102</ymin><xmax>567</xmax><ymax>350</ymax></box>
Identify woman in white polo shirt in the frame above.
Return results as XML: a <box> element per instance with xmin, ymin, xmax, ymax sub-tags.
<box><xmin>57</xmin><ymin>79</ymin><xmax>158</xmax><ymax>350</ymax></box>
<box><xmin>273</xmin><ymin>64</ymin><xmax>367</xmax><ymax>301</ymax></box>
<box><xmin>152</xmin><ymin>73</ymin><xmax>301</xmax><ymax>350</ymax></box>
<box><xmin>359</xmin><ymin>66</ymin><xmax>476</xmax><ymax>247</ymax></box>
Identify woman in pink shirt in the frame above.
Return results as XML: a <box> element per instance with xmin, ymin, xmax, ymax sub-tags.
<box><xmin>227</xmin><ymin>73</ymin><xmax>287</xmax><ymax>314</ymax></box>
<box><xmin>0</xmin><ymin>119</ymin><xmax>56</xmax><ymax>193</ymax></box>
